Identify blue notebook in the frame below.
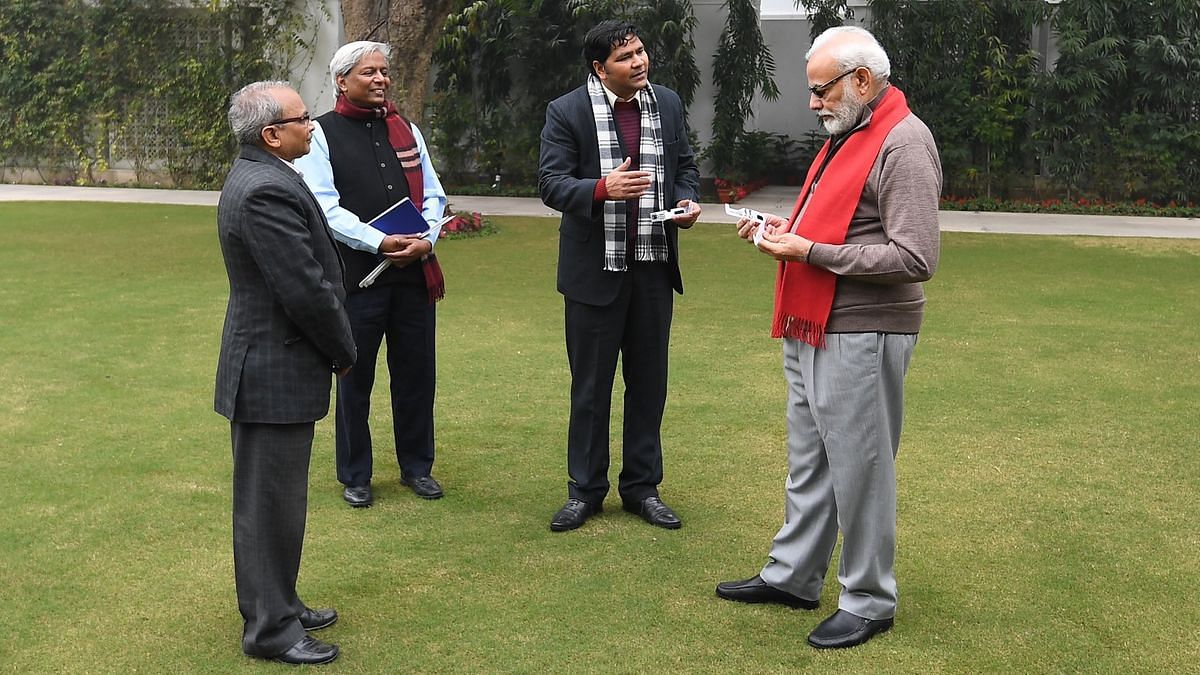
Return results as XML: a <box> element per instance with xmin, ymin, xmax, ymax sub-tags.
<box><xmin>366</xmin><ymin>198</ymin><xmax>428</xmax><ymax>235</ymax></box>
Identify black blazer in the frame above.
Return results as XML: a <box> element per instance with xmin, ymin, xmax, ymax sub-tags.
<box><xmin>538</xmin><ymin>84</ymin><xmax>700</xmax><ymax>307</ymax></box>
<box><xmin>214</xmin><ymin>144</ymin><xmax>357</xmax><ymax>424</ymax></box>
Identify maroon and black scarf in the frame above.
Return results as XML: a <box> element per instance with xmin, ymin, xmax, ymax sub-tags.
<box><xmin>334</xmin><ymin>96</ymin><xmax>445</xmax><ymax>304</ymax></box>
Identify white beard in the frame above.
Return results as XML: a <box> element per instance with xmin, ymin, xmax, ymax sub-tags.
<box><xmin>820</xmin><ymin>81</ymin><xmax>866</xmax><ymax>136</ymax></box>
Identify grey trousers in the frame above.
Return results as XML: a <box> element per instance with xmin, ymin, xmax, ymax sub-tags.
<box><xmin>760</xmin><ymin>333</ymin><xmax>916</xmax><ymax>620</ymax></box>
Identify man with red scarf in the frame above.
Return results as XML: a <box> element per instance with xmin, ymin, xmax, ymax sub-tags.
<box><xmin>296</xmin><ymin>41</ymin><xmax>448</xmax><ymax>508</ymax></box>
<box><xmin>715</xmin><ymin>26</ymin><xmax>941</xmax><ymax>650</ymax></box>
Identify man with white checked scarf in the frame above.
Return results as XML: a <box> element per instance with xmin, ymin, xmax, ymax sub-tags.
<box><xmin>539</xmin><ymin>19</ymin><xmax>701</xmax><ymax>533</ymax></box>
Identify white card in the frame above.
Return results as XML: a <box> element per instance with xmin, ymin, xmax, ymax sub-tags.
<box><xmin>650</xmin><ymin>206</ymin><xmax>690</xmax><ymax>222</ymax></box>
<box><xmin>726</xmin><ymin>204</ymin><xmax>769</xmax><ymax>246</ymax></box>
<box><xmin>724</xmin><ymin>203</ymin><xmax>767</xmax><ymax>224</ymax></box>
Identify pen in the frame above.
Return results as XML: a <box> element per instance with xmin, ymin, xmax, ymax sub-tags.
<box><xmin>359</xmin><ymin>260</ymin><xmax>390</xmax><ymax>288</ymax></box>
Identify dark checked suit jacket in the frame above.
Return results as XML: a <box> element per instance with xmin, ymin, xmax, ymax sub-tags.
<box><xmin>215</xmin><ymin>143</ymin><xmax>356</xmax><ymax>424</ymax></box>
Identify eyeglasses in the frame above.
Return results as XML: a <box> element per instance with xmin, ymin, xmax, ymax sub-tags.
<box><xmin>808</xmin><ymin>69</ymin><xmax>859</xmax><ymax>99</ymax></box>
<box><xmin>269</xmin><ymin>112</ymin><xmax>312</xmax><ymax>127</ymax></box>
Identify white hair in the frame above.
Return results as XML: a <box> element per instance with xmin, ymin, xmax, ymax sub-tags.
<box><xmin>227</xmin><ymin>80</ymin><xmax>291</xmax><ymax>146</ymax></box>
<box><xmin>806</xmin><ymin>26</ymin><xmax>890</xmax><ymax>81</ymax></box>
<box><xmin>329</xmin><ymin>41</ymin><xmax>391</xmax><ymax>91</ymax></box>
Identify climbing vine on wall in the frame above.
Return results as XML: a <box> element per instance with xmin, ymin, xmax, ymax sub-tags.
<box><xmin>0</xmin><ymin>0</ymin><xmax>314</xmax><ymax>188</ymax></box>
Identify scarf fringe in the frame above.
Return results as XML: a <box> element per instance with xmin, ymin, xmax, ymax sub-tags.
<box><xmin>772</xmin><ymin>87</ymin><xmax>912</xmax><ymax>350</ymax></box>
<box><xmin>422</xmin><ymin>254</ymin><xmax>445</xmax><ymax>304</ymax></box>
<box><xmin>771</xmin><ymin>313</ymin><xmax>827</xmax><ymax>349</ymax></box>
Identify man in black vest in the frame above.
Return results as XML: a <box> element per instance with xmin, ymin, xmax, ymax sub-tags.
<box><xmin>296</xmin><ymin>41</ymin><xmax>448</xmax><ymax>507</ymax></box>
<box><xmin>538</xmin><ymin>20</ymin><xmax>701</xmax><ymax>532</ymax></box>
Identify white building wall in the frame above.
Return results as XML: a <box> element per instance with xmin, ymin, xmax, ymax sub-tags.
<box><xmin>687</xmin><ymin>0</ymin><xmax>725</xmax><ymax>164</ymax></box>
<box><xmin>754</xmin><ymin>15</ymin><xmax>820</xmax><ymax>144</ymax></box>
<box><xmin>293</xmin><ymin>1</ymin><xmax>346</xmax><ymax>116</ymax></box>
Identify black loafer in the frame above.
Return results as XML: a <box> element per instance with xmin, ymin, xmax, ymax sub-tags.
<box><xmin>550</xmin><ymin>498</ymin><xmax>601</xmax><ymax>532</ymax></box>
<box><xmin>342</xmin><ymin>485</ymin><xmax>372</xmax><ymax>508</ymax></box>
<box><xmin>715</xmin><ymin>575</ymin><xmax>819</xmax><ymax>609</ymax></box>
<box><xmin>401</xmin><ymin>475</ymin><xmax>444</xmax><ymax>499</ymax></box>
<box><xmin>299</xmin><ymin>606</ymin><xmax>337</xmax><ymax>631</ymax></box>
<box><xmin>622</xmin><ymin>496</ymin><xmax>682</xmax><ymax>529</ymax></box>
<box><xmin>272</xmin><ymin>635</ymin><xmax>339</xmax><ymax>665</ymax></box>
<box><xmin>807</xmin><ymin>609</ymin><xmax>893</xmax><ymax>649</ymax></box>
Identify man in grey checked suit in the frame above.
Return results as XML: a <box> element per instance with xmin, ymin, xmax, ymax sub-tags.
<box><xmin>215</xmin><ymin>81</ymin><xmax>356</xmax><ymax>666</ymax></box>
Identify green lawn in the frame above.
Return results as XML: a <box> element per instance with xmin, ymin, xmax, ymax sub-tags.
<box><xmin>1</xmin><ymin>202</ymin><xmax>1197</xmax><ymax>673</ymax></box>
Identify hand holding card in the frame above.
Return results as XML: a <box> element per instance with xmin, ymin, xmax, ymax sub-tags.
<box><xmin>650</xmin><ymin>206</ymin><xmax>691</xmax><ymax>222</ymax></box>
<box><xmin>726</xmin><ymin>204</ymin><xmax>770</xmax><ymax>246</ymax></box>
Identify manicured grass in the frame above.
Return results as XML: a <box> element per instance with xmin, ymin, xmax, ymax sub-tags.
<box><xmin>1</xmin><ymin>202</ymin><xmax>1198</xmax><ymax>672</ymax></box>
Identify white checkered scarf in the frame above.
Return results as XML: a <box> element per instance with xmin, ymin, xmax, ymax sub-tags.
<box><xmin>587</xmin><ymin>74</ymin><xmax>668</xmax><ymax>272</ymax></box>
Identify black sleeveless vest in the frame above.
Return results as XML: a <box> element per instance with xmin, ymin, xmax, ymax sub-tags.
<box><xmin>315</xmin><ymin>111</ymin><xmax>424</xmax><ymax>292</ymax></box>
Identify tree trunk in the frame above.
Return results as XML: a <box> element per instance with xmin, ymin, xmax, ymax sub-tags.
<box><xmin>339</xmin><ymin>0</ymin><xmax>456</xmax><ymax>124</ymax></box>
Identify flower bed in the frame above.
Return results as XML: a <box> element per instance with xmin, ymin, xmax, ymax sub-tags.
<box><xmin>439</xmin><ymin>210</ymin><xmax>496</xmax><ymax>238</ymax></box>
<box><xmin>713</xmin><ymin>177</ymin><xmax>769</xmax><ymax>203</ymax></box>
<box><xmin>940</xmin><ymin>195</ymin><xmax>1200</xmax><ymax>218</ymax></box>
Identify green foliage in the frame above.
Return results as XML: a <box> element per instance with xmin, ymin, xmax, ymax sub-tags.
<box><xmin>431</xmin><ymin>0</ymin><xmax>699</xmax><ymax>186</ymax></box>
<box><xmin>727</xmin><ymin>129</ymin><xmax>819</xmax><ymax>186</ymax></box>
<box><xmin>753</xmin><ymin>129</ymin><xmax>824</xmax><ymax>184</ymax></box>
<box><xmin>798</xmin><ymin>0</ymin><xmax>854</xmax><ymax>40</ymax></box>
<box><xmin>869</xmin><ymin>0</ymin><xmax>1046</xmax><ymax>198</ymax></box>
<box><xmin>865</xmin><ymin>0</ymin><xmax>1200</xmax><ymax>203</ymax></box>
<box><xmin>1033</xmin><ymin>0</ymin><xmax>1200</xmax><ymax>202</ymax></box>
<box><xmin>703</xmin><ymin>0</ymin><xmax>780</xmax><ymax>182</ymax></box>
<box><xmin>0</xmin><ymin>0</ymin><xmax>311</xmax><ymax>188</ymax></box>
<box><xmin>0</xmin><ymin>0</ymin><xmax>154</xmax><ymax>181</ymax></box>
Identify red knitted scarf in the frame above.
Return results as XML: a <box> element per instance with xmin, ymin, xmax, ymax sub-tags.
<box><xmin>772</xmin><ymin>86</ymin><xmax>910</xmax><ymax>346</ymax></box>
<box><xmin>334</xmin><ymin>96</ymin><xmax>444</xmax><ymax>303</ymax></box>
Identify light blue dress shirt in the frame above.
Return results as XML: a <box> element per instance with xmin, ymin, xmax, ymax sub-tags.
<box><xmin>296</xmin><ymin>119</ymin><xmax>448</xmax><ymax>253</ymax></box>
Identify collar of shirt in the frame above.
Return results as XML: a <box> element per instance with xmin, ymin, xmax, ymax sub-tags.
<box><xmin>277</xmin><ymin>156</ymin><xmax>303</xmax><ymax>175</ymax></box>
<box><xmin>602</xmin><ymin>83</ymin><xmax>641</xmax><ymax>107</ymax></box>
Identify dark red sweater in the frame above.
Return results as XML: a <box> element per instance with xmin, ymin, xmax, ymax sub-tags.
<box><xmin>594</xmin><ymin>99</ymin><xmax>643</xmax><ymax>250</ymax></box>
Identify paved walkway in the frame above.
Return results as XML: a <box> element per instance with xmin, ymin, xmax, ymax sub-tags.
<box><xmin>3</xmin><ymin>183</ymin><xmax>1197</xmax><ymax>238</ymax></box>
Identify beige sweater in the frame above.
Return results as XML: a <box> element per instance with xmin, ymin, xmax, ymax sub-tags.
<box><xmin>805</xmin><ymin>111</ymin><xmax>942</xmax><ymax>334</ymax></box>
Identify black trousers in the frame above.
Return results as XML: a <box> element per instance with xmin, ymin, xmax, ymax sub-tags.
<box><xmin>564</xmin><ymin>261</ymin><xmax>674</xmax><ymax>504</ymax></box>
<box><xmin>335</xmin><ymin>282</ymin><xmax>437</xmax><ymax>487</ymax></box>
<box><xmin>231</xmin><ymin>421</ymin><xmax>313</xmax><ymax>657</ymax></box>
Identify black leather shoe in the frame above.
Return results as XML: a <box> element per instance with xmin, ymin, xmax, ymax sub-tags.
<box><xmin>299</xmin><ymin>606</ymin><xmax>337</xmax><ymax>631</ymax></box>
<box><xmin>342</xmin><ymin>485</ymin><xmax>372</xmax><ymax>508</ymax></box>
<box><xmin>401</xmin><ymin>475</ymin><xmax>444</xmax><ymax>499</ymax></box>
<box><xmin>272</xmin><ymin>635</ymin><xmax>339</xmax><ymax>665</ymax></box>
<box><xmin>549</xmin><ymin>498</ymin><xmax>601</xmax><ymax>532</ymax></box>
<box><xmin>807</xmin><ymin>609</ymin><xmax>893</xmax><ymax>649</ymax></box>
<box><xmin>715</xmin><ymin>575</ymin><xmax>819</xmax><ymax>609</ymax></box>
<box><xmin>622</xmin><ymin>496</ymin><xmax>682</xmax><ymax>529</ymax></box>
